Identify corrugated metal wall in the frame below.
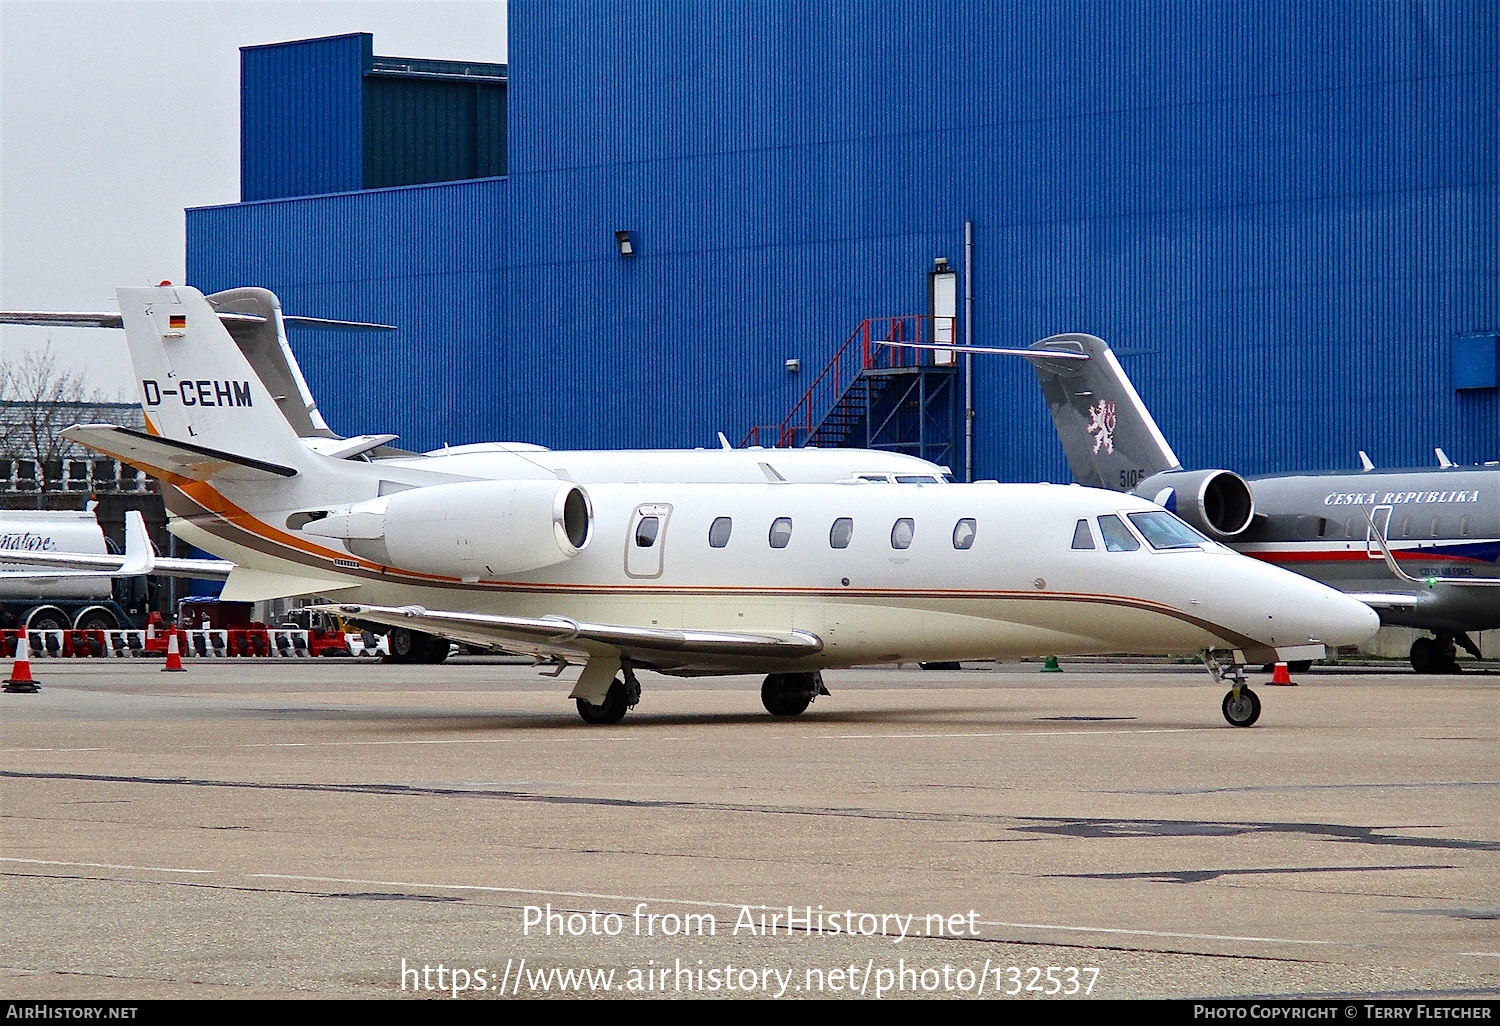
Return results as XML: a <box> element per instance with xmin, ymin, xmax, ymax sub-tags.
<box><xmin>188</xmin><ymin>179</ymin><xmax>509</xmax><ymax>451</ymax></box>
<box><xmin>241</xmin><ymin>34</ymin><xmax>369</xmax><ymax>202</ymax></box>
<box><xmin>364</xmin><ymin>77</ymin><xmax>506</xmax><ymax>189</ymax></box>
<box><xmin>200</xmin><ymin>1</ymin><xmax>1499</xmax><ymax>476</ymax></box>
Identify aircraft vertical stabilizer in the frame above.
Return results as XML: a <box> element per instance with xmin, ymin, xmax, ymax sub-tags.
<box><xmin>116</xmin><ymin>285</ymin><xmax>315</xmax><ymax>477</ymax></box>
<box><xmin>1027</xmin><ymin>333</ymin><xmax>1181</xmax><ymax>491</ymax></box>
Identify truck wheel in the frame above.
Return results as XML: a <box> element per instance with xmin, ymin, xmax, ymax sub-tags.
<box><xmin>27</xmin><ymin>609</ymin><xmax>67</xmax><ymax>633</ymax></box>
<box><xmin>75</xmin><ymin>610</ymin><xmax>118</xmax><ymax>631</ymax></box>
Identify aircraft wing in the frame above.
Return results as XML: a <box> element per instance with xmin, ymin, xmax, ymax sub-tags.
<box><xmin>62</xmin><ymin>424</ymin><xmax>297</xmax><ymax>484</ymax></box>
<box><xmin>1344</xmin><ymin>592</ymin><xmax>1421</xmax><ymax>609</ymax></box>
<box><xmin>322</xmin><ymin>602</ymin><xmax>824</xmax><ymax>665</ymax></box>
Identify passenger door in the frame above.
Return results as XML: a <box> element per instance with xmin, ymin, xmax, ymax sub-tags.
<box><xmin>625</xmin><ymin>503</ymin><xmax>672</xmax><ymax>578</ymax></box>
<box><xmin>1365</xmin><ymin>504</ymin><xmax>1393</xmax><ymax>559</ymax></box>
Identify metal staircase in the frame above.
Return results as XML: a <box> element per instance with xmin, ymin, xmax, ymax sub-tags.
<box><xmin>741</xmin><ymin>316</ymin><xmax>960</xmax><ymax>469</ymax></box>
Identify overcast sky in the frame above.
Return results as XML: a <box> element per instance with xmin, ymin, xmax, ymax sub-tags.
<box><xmin>0</xmin><ymin>0</ymin><xmax>507</xmax><ymax>397</ymax></box>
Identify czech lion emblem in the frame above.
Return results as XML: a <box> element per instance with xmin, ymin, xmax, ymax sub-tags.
<box><xmin>1087</xmin><ymin>399</ymin><xmax>1117</xmax><ymax>455</ymax></box>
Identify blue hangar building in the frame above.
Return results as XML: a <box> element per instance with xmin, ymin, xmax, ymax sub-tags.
<box><xmin>186</xmin><ymin>1</ymin><xmax>1499</xmax><ymax>484</ymax></box>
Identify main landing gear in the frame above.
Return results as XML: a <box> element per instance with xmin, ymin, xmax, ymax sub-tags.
<box><xmin>760</xmin><ymin>671</ymin><xmax>829</xmax><ymax>717</ymax></box>
<box><xmin>383</xmin><ymin>627</ymin><xmax>451</xmax><ymax>664</ymax></box>
<box><xmin>1203</xmin><ymin>650</ymin><xmax>1261</xmax><ymax>728</ymax></box>
<box><xmin>1409</xmin><ymin>632</ymin><xmax>1478</xmax><ymax>674</ymax></box>
<box><xmin>575</xmin><ymin>660</ymin><xmax>642</xmax><ymax>725</ymax></box>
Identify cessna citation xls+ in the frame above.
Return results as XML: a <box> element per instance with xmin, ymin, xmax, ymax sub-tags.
<box><xmin>57</xmin><ymin>286</ymin><xmax>1377</xmax><ymax>726</ymax></box>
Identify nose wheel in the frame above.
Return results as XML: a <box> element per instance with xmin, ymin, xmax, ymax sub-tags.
<box><xmin>1221</xmin><ymin>686</ymin><xmax>1262</xmax><ymax>727</ymax></box>
<box><xmin>1203</xmin><ymin>650</ymin><xmax>1263</xmax><ymax>727</ymax></box>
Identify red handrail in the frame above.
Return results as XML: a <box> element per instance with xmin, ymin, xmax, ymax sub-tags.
<box><xmin>741</xmin><ymin>315</ymin><xmax>956</xmax><ymax>447</ymax></box>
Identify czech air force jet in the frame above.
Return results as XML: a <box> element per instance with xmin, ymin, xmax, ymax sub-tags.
<box><xmin>1024</xmin><ymin>332</ymin><xmax>1498</xmax><ymax>674</ymax></box>
<box><xmin>24</xmin><ymin>285</ymin><xmax>1379</xmax><ymax>727</ymax></box>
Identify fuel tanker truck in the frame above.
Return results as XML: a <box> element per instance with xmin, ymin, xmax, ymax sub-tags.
<box><xmin>0</xmin><ymin>509</ymin><xmax>154</xmax><ymax>631</ymax></box>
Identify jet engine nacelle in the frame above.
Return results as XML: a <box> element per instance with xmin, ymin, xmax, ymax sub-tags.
<box><xmin>1133</xmin><ymin>469</ymin><xmax>1255</xmax><ymax>540</ymax></box>
<box><xmin>300</xmin><ymin>479</ymin><xmax>593</xmax><ymax>577</ymax></box>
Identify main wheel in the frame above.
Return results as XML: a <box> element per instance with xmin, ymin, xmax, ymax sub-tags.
<box><xmin>576</xmin><ymin>680</ymin><xmax>629</xmax><ymax>725</ymax></box>
<box><xmin>1409</xmin><ymin>637</ymin><xmax>1436</xmax><ymax>673</ymax></box>
<box><xmin>761</xmin><ymin>673</ymin><xmax>816</xmax><ymax>717</ymax></box>
<box><xmin>1222</xmin><ymin>686</ymin><xmax>1262</xmax><ymax>728</ymax></box>
<box><xmin>421</xmin><ymin>635</ymin><xmax>451</xmax><ymax>664</ymax></box>
<box><xmin>385</xmin><ymin>626</ymin><xmax>419</xmax><ymax>664</ymax></box>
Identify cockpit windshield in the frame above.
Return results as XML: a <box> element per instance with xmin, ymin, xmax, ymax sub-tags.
<box><xmin>1126</xmin><ymin>511</ymin><xmax>1208</xmax><ymax>550</ymax></box>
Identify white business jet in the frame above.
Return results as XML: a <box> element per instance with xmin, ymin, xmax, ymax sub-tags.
<box><xmin>54</xmin><ymin>286</ymin><xmax>1377</xmax><ymax>726</ymax></box>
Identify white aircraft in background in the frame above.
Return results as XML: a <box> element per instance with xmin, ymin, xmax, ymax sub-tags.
<box><xmin>0</xmin><ymin>510</ymin><xmax>233</xmax><ymax>583</ymax></box>
<box><xmin>4</xmin><ymin>286</ymin><xmax>952</xmax><ymax>488</ymax></box>
<box><xmin>23</xmin><ymin>286</ymin><xmax>1380</xmax><ymax>727</ymax></box>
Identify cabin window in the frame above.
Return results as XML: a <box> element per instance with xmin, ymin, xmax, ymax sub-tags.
<box><xmin>635</xmin><ymin>517</ymin><xmax>660</xmax><ymax>547</ymax></box>
<box><xmin>1462</xmin><ymin>516</ymin><xmax>1471</xmax><ymax>536</ymax></box>
<box><xmin>829</xmin><ymin>517</ymin><xmax>854</xmax><ymax>549</ymax></box>
<box><xmin>769</xmin><ymin>517</ymin><xmax>793</xmax><ymax>548</ymax></box>
<box><xmin>1127</xmin><ymin>511</ymin><xmax>1207</xmax><ymax>550</ymax></box>
<box><xmin>891</xmin><ymin>518</ymin><xmax>915</xmax><ymax>549</ymax></box>
<box><xmin>708</xmin><ymin>517</ymin><xmax>732</xmax><ymax>548</ymax></box>
<box><xmin>1431</xmin><ymin>516</ymin><xmax>1440</xmax><ymax>538</ymax></box>
<box><xmin>1098</xmin><ymin>514</ymin><xmax>1141</xmax><ymax>552</ymax></box>
<box><xmin>1071</xmin><ymin>519</ymin><xmax>1095</xmax><ymax>550</ymax></box>
<box><xmin>1400</xmin><ymin>516</ymin><xmax>1411</xmax><ymax>538</ymax></box>
<box><xmin>1317</xmin><ymin>517</ymin><xmax>1328</xmax><ymax>538</ymax></box>
<box><xmin>952</xmin><ymin>518</ymin><xmax>977</xmax><ymax>550</ymax></box>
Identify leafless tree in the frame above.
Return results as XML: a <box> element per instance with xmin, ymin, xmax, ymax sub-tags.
<box><xmin>0</xmin><ymin>339</ymin><xmax>112</xmax><ymax>492</ymax></box>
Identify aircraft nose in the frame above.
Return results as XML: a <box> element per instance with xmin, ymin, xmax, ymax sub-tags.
<box><xmin>1317</xmin><ymin>589</ymin><xmax>1382</xmax><ymax>647</ymax></box>
<box><xmin>1286</xmin><ymin>578</ymin><xmax>1381</xmax><ymax>648</ymax></box>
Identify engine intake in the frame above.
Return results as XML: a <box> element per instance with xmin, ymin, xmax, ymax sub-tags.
<box><xmin>301</xmin><ymin>479</ymin><xmax>592</xmax><ymax>577</ymax></box>
<box><xmin>1134</xmin><ymin>469</ymin><xmax>1255</xmax><ymax>540</ymax></box>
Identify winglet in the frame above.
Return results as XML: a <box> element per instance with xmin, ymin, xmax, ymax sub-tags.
<box><xmin>1436</xmin><ymin>447</ymin><xmax>1454</xmax><ymax>469</ymax></box>
<box><xmin>118</xmin><ymin>511</ymin><xmax>157</xmax><ymax>577</ymax></box>
<box><xmin>1358</xmin><ymin>450</ymin><xmax>1375</xmax><ymax>471</ymax></box>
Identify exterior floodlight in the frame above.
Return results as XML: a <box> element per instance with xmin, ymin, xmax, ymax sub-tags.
<box><xmin>615</xmin><ymin>230</ymin><xmax>635</xmax><ymax>257</ymax></box>
<box><xmin>785</xmin><ymin>358</ymin><xmax>801</xmax><ymax>373</ymax></box>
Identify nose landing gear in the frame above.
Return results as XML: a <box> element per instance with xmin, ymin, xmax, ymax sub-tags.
<box><xmin>1203</xmin><ymin>650</ymin><xmax>1262</xmax><ymax>727</ymax></box>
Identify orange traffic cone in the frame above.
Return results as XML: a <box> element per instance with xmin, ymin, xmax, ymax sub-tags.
<box><xmin>1269</xmin><ymin>661</ymin><xmax>1296</xmax><ymax>686</ymax></box>
<box><xmin>4</xmin><ymin>628</ymin><xmax>39</xmax><ymax>693</ymax></box>
<box><xmin>162</xmin><ymin>630</ymin><xmax>186</xmax><ymax>672</ymax></box>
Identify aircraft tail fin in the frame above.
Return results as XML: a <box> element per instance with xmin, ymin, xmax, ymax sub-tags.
<box><xmin>1028</xmin><ymin>333</ymin><xmax>1181</xmax><ymax>491</ymax></box>
<box><xmin>115</xmin><ymin>285</ymin><xmax>315</xmax><ymax>479</ymax></box>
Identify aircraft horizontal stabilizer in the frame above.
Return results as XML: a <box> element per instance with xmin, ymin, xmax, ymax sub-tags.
<box><xmin>322</xmin><ymin>603</ymin><xmax>824</xmax><ymax>665</ymax></box>
<box><xmin>0</xmin><ymin>310</ymin><xmax>264</xmax><ymax>329</ymax></box>
<box><xmin>62</xmin><ymin>425</ymin><xmax>298</xmax><ymax>485</ymax></box>
<box><xmin>875</xmin><ymin>340</ymin><xmax>1090</xmax><ymax>361</ymax></box>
